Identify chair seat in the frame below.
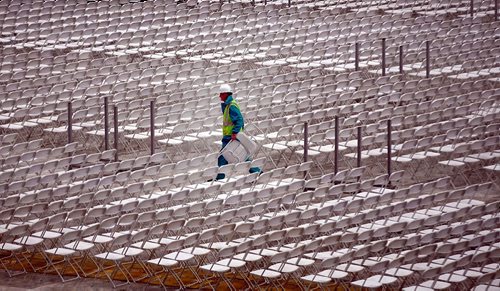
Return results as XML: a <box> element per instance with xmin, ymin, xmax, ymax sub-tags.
<box><xmin>250</xmin><ymin>269</ymin><xmax>282</xmax><ymax>279</ymax></box>
<box><xmin>352</xmin><ymin>275</ymin><xmax>398</xmax><ymax>288</ymax></box>
<box><xmin>45</xmin><ymin>247</ymin><xmax>76</xmax><ymax>256</ymax></box>
<box><xmin>14</xmin><ymin>236</ymin><xmax>44</xmax><ymax>246</ymax></box>
<box><xmin>470</xmin><ymin>263</ymin><xmax>500</xmax><ymax>273</ymax></box>
<box><xmin>164</xmin><ymin>251</ymin><xmax>194</xmax><ymax>261</ymax></box>
<box><xmin>454</xmin><ymin>269</ymin><xmax>487</xmax><ymax>278</ymax></box>
<box><xmin>32</xmin><ymin>230</ymin><xmax>61</xmax><ymax>239</ymax></box>
<box><xmin>200</xmin><ymin>263</ymin><xmax>230</xmax><ymax>273</ymax></box>
<box><xmin>95</xmin><ymin>252</ymin><xmax>125</xmax><ymax>261</ymax></box>
<box><xmin>287</xmin><ymin>257</ymin><xmax>315</xmax><ymax>266</ymax></box>
<box><xmin>132</xmin><ymin>241</ymin><xmax>161</xmax><ymax>250</ymax></box>
<box><xmin>335</xmin><ymin>263</ymin><xmax>365</xmax><ymax>273</ymax></box>
<box><xmin>438</xmin><ymin>160</ymin><xmax>465</xmax><ymax>167</ymax></box>
<box><xmin>181</xmin><ymin>247</ymin><xmax>211</xmax><ymax>256</ymax></box>
<box><xmin>262</xmin><ymin>143</ymin><xmax>288</xmax><ymax>150</ymax></box>
<box><xmin>158</xmin><ymin>138</ymin><xmax>184</xmax><ymax>145</ymax></box>
<box><xmin>438</xmin><ymin>273</ymin><xmax>468</xmax><ymax>283</ymax></box>
<box><xmin>317</xmin><ymin>269</ymin><xmax>350</xmax><ymax>279</ymax></box>
<box><xmin>385</xmin><ymin>267</ymin><xmax>414</xmax><ymax>277</ymax></box>
<box><xmin>147</xmin><ymin>257</ymin><xmax>178</xmax><ymax>267</ymax></box>
<box><xmin>85</xmin><ymin>234</ymin><xmax>113</xmax><ymax>244</ymax></box>
<box><xmin>65</xmin><ymin>240</ymin><xmax>95</xmax><ymax>251</ymax></box>
<box><xmin>0</xmin><ymin>243</ymin><xmax>23</xmax><ymax>251</ymax></box>
<box><xmin>250</xmin><ymin>248</ymin><xmax>280</xmax><ymax>257</ymax></box>
<box><xmin>216</xmin><ymin>258</ymin><xmax>246</xmax><ymax>268</ymax></box>
<box><xmin>268</xmin><ymin>263</ymin><xmax>300</xmax><ymax>273</ymax></box>
<box><xmin>201</xmin><ymin>241</ymin><xmax>238</xmax><ymax>250</ymax></box>
<box><xmin>301</xmin><ymin>273</ymin><xmax>331</xmax><ymax>283</ymax></box>
<box><xmin>469</xmin><ymin>152</ymin><xmax>500</xmax><ymax>160</ymax></box>
<box><xmin>310</xmin><ymin>144</ymin><xmax>347</xmax><ymax>153</ymax></box>
<box><xmin>114</xmin><ymin>247</ymin><xmax>144</xmax><ymax>257</ymax></box>
<box><xmin>156</xmin><ymin>237</ymin><xmax>182</xmax><ymax>245</ymax></box>
<box><xmin>402</xmin><ymin>262</ymin><xmax>441</xmax><ymax>271</ymax></box>
<box><xmin>417</xmin><ymin>280</ymin><xmax>452</xmax><ymax>290</ymax></box>
<box><xmin>391</xmin><ymin>156</ymin><xmax>413</xmax><ymax>163</ymax></box>
<box><xmin>233</xmin><ymin>252</ymin><xmax>262</xmax><ymax>262</ymax></box>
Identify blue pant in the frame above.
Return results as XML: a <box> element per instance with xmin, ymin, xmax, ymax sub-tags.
<box><xmin>217</xmin><ymin>136</ymin><xmax>262</xmax><ymax>180</ymax></box>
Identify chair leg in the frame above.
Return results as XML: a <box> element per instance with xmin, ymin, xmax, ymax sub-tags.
<box><xmin>53</xmin><ymin>257</ymin><xmax>81</xmax><ymax>282</ymax></box>
<box><xmin>108</xmin><ymin>261</ymin><xmax>130</xmax><ymax>288</ymax></box>
<box><xmin>0</xmin><ymin>254</ymin><xmax>27</xmax><ymax>277</ymax></box>
<box><xmin>77</xmin><ymin>253</ymin><xmax>100</xmax><ymax>277</ymax></box>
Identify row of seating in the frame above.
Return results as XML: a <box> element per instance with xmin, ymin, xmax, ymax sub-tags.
<box><xmin>0</xmin><ymin>0</ymin><xmax>499</xmax><ymax>289</ymax></box>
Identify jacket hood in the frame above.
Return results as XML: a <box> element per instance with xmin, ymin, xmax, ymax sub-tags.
<box><xmin>224</xmin><ymin>95</ymin><xmax>234</xmax><ymax>105</ymax></box>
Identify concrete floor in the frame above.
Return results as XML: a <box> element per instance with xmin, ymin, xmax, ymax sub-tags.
<box><xmin>0</xmin><ymin>270</ymin><xmax>175</xmax><ymax>291</ymax></box>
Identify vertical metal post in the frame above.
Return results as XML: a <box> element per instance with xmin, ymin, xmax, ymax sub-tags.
<box><xmin>381</xmin><ymin>38</ymin><xmax>386</xmax><ymax>76</ymax></box>
<box><xmin>387</xmin><ymin>119</ymin><xmax>392</xmax><ymax>179</ymax></box>
<box><xmin>399</xmin><ymin>45</ymin><xmax>403</xmax><ymax>74</ymax></box>
<box><xmin>264</xmin><ymin>0</ymin><xmax>267</xmax><ymax>4</ymax></box>
<box><xmin>67</xmin><ymin>102</ymin><xmax>72</xmax><ymax>144</ymax></box>
<box><xmin>354</xmin><ymin>42</ymin><xmax>360</xmax><ymax>71</ymax></box>
<box><xmin>495</xmin><ymin>0</ymin><xmax>498</xmax><ymax>21</ymax></box>
<box><xmin>334</xmin><ymin>116</ymin><xmax>339</xmax><ymax>175</ymax></box>
<box><xmin>470</xmin><ymin>0</ymin><xmax>474</xmax><ymax>16</ymax></box>
<box><xmin>104</xmin><ymin>97</ymin><xmax>109</xmax><ymax>150</ymax></box>
<box><xmin>113</xmin><ymin>105</ymin><xmax>119</xmax><ymax>161</ymax></box>
<box><xmin>303</xmin><ymin>122</ymin><xmax>308</xmax><ymax>163</ymax></box>
<box><xmin>288</xmin><ymin>0</ymin><xmax>291</xmax><ymax>6</ymax></box>
<box><xmin>150</xmin><ymin>100</ymin><xmax>155</xmax><ymax>156</ymax></box>
<box><xmin>425</xmin><ymin>40</ymin><xmax>430</xmax><ymax>78</ymax></box>
<box><xmin>357</xmin><ymin>126</ymin><xmax>362</xmax><ymax>168</ymax></box>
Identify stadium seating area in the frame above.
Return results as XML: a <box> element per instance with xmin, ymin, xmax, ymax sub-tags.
<box><xmin>0</xmin><ymin>0</ymin><xmax>499</xmax><ymax>289</ymax></box>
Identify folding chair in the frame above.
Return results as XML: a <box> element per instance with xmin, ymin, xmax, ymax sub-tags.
<box><xmin>0</xmin><ymin>224</ymin><xmax>30</xmax><ymax>277</ymax></box>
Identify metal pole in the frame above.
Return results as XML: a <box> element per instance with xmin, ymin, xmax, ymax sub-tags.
<box><xmin>303</xmin><ymin>122</ymin><xmax>308</xmax><ymax>163</ymax></box>
<box><xmin>399</xmin><ymin>45</ymin><xmax>403</xmax><ymax>74</ymax></box>
<box><xmin>357</xmin><ymin>126</ymin><xmax>362</xmax><ymax>168</ymax></box>
<box><xmin>150</xmin><ymin>100</ymin><xmax>155</xmax><ymax>156</ymax></box>
<box><xmin>387</xmin><ymin>119</ymin><xmax>392</xmax><ymax>179</ymax></box>
<box><xmin>113</xmin><ymin>105</ymin><xmax>119</xmax><ymax>161</ymax></box>
<box><xmin>381</xmin><ymin>38</ymin><xmax>386</xmax><ymax>76</ymax></box>
<box><xmin>355</xmin><ymin>42</ymin><xmax>360</xmax><ymax>71</ymax></box>
<box><xmin>334</xmin><ymin>116</ymin><xmax>339</xmax><ymax>175</ymax></box>
<box><xmin>470</xmin><ymin>0</ymin><xmax>474</xmax><ymax>17</ymax></box>
<box><xmin>495</xmin><ymin>0</ymin><xmax>498</xmax><ymax>21</ymax></box>
<box><xmin>67</xmin><ymin>102</ymin><xmax>72</xmax><ymax>144</ymax></box>
<box><xmin>426</xmin><ymin>40</ymin><xmax>430</xmax><ymax>78</ymax></box>
<box><xmin>104</xmin><ymin>97</ymin><xmax>109</xmax><ymax>150</ymax></box>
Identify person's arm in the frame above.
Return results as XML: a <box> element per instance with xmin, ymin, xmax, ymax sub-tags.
<box><xmin>229</xmin><ymin>104</ymin><xmax>244</xmax><ymax>134</ymax></box>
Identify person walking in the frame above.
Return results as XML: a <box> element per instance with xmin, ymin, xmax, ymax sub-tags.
<box><xmin>215</xmin><ymin>84</ymin><xmax>261</xmax><ymax>180</ymax></box>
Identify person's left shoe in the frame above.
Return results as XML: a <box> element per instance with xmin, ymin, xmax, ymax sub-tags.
<box><xmin>249</xmin><ymin>167</ymin><xmax>262</xmax><ymax>174</ymax></box>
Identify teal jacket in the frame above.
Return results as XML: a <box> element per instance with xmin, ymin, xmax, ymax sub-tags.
<box><xmin>221</xmin><ymin>95</ymin><xmax>244</xmax><ymax>138</ymax></box>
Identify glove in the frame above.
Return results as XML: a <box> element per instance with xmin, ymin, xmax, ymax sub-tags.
<box><xmin>231</xmin><ymin>133</ymin><xmax>237</xmax><ymax>141</ymax></box>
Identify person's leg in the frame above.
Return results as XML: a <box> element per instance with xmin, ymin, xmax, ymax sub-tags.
<box><xmin>217</xmin><ymin>155</ymin><xmax>228</xmax><ymax>180</ymax></box>
<box><xmin>216</xmin><ymin>138</ymin><xmax>230</xmax><ymax>180</ymax></box>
